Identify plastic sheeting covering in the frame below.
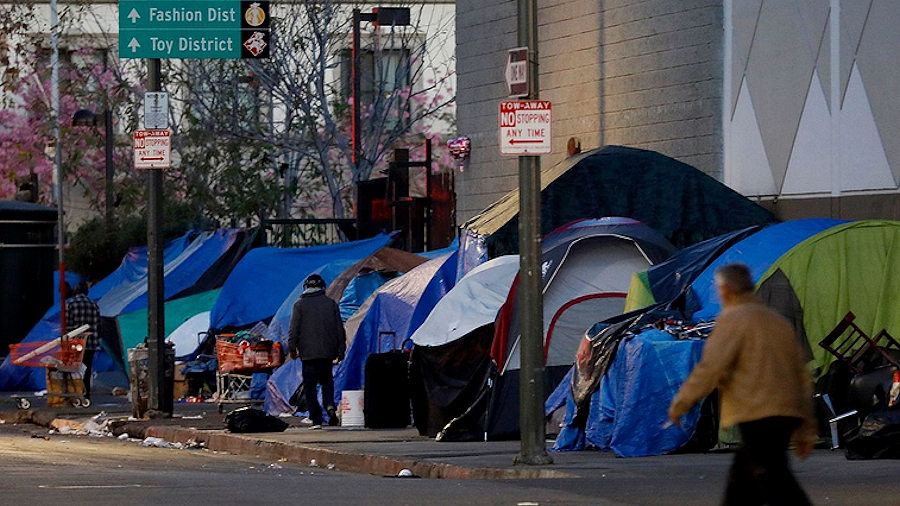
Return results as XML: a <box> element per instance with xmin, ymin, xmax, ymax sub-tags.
<box><xmin>553</xmin><ymin>329</ymin><xmax>705</xmax><ymax>457</ymax></box>
<box><xmin>211</xmin><ymin>234</ymin><xmax>392</xmax><ymax>330</ymax></box>
<box><xmin>331</xmin><ymin>252</ymin><xmax>458</xmax><ymax>404</ymax></box>
<box><xmin>689</xmin><ymin>219</ymin><xmax>844</xmax><ymax>321</ymax></box>
<box><xmin>411</xmin><ymin>255</ymin><xmax>519</xmax><ymax>347</ymax></box>
<box><xmin>263</xmin><ymin>257</ymin><xmax>360</xmax><ymax>349</ymax></box>
<box><xmin>117</xmin><ymin>290</ymin><xmax>220</xmax><ymax>358</ymax></box>
<box><xmin>462</xmin><ymin>145</ymin><xmax>776</xmax><ymax>257</ymax></box>
<box><xmin>338</xmin><ymin>271</ymin><xmax>394</xmax><ymax>322</ymax></box>
<box><xmin>167</xmin><ymin>311</ymin><xmax>211</xmax><ymax>359</ymax></box>
<box><xmin>0</xmin><ymin>231</ymin><xmax>230</xmax><ymax>392</ymax></box>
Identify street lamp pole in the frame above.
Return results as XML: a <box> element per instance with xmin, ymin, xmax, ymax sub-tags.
<box><xmin>50</xmin><ymin>0</ymin><xmax>66</xmax><ymax>333</ymax></box>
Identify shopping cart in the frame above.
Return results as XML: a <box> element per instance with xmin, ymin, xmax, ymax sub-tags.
<box><xmin>9</xmin><ymin>324</ymin><xmax>91</xmax><ymax>409</ymax></box>
<box><xmin>215</xmin><ymin>336</ymin><xmax>282</xmax><ymax>413</ymax></box>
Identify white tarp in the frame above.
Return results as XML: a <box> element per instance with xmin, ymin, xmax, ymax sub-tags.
<box><xmin>411</xmin><ymin>255</ymin><xmax>519</xmax><ymax>347</ymax></box>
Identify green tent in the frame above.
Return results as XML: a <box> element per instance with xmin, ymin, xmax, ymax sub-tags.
<box><xmin>117</xmin><ymin>289</ymin><xmax>220</xmax><ymax>354</ymax></box>
<box><xmin>757</xmin><ymin>221</ymin><xmax>900</xmax><ymax>375</ymax></box>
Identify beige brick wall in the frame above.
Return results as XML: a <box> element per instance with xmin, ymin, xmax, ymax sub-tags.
<box><xmin>455</xmin><ymin>0</ymin><xmax>724</xmax><ymax>224</ymax></box>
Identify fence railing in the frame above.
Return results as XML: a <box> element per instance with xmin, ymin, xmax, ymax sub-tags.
<box><xmin>261</xmin><ymin>218</ymin><xmax>357</xmax><ymax>247</ymax></box>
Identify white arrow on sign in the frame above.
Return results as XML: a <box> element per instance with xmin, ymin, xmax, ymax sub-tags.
<box><xmin>128</xmin><ymin>38</ymin><xmax>140</xmax><ymax>53</ymax></box>
<box><xmin>128</xmin><ymin>8</ymin><xmax>140</xmax><ymax>23</ymax></box>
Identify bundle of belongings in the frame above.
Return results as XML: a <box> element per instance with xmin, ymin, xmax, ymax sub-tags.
<box><xmin>816</xmin><ymin>312</ymin><xmax>900</xmax><ymax>460</ymax></box>
<box><xmin>216</xmin><ymin>326</ymin><xmax>283</xmax><ymax>374</ymax></box>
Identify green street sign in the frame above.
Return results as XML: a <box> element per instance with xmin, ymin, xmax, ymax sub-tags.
<box><xmin>118</xmin><ymin>0</ymin><xmax>270</xmax><ymax>59</ymax></box>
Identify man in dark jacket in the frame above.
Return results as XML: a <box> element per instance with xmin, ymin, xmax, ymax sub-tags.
<box><xmin>66</xmin><ymin>281</ymin><xmax>100</xmax><ymax>399</ymax></box>
<box><xmin>288</xmin><ymin>274</ymin><xmax>346</xmax><ymax>428</ymax></box>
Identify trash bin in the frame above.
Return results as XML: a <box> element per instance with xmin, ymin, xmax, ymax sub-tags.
<box><xmin>128</xmin><ymin>342</ymin><xmax>175</xmax><ymax>418</ymax></box>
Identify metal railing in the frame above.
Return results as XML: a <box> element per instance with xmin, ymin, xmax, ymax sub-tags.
<box><xmin>261</xmin><ymin>218</ymin><xmax>357</xmax><ymax>247</ymax></box>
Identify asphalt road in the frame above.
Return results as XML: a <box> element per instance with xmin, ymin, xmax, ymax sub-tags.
<box><xmin>2</xmin><ymin>423</ymin><xmax>897</xmax><ymax>505</ymax></box>
<box><xmin>0</xmin><ymin>424</ymin><xmax>616</xmax><ymax>506</ymax></box>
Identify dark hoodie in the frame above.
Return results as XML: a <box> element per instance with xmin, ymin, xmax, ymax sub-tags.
<box><xmin>287</xmin><ymin>289</ymin><xmax>347</xmax><ymax>361</ymax></box>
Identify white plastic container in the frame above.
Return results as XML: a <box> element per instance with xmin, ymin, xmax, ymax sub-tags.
<box><xmin>340</xmin><ymin>389</ymin><xmax>365</xmax><ymax>427</ymax></box>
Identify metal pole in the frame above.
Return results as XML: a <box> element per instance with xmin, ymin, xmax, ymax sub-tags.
<box><xmin>515</xmin><ymin>0</ymin><xmax>551</xmax><ymax>465</ymax></box>
<box><xmin>352</xmin><ymin>9</ymin><xmax>361</xmax><ymax>169</ymax></box>
<box><xmin>146</xmin><ymin>59</ymin><xmax>169</xmax><ymax>415</ymax></box>
<box><xmin>104</xmin><ymin>107</ymin><xmax>114</xmax><ymax>223</ymax></box>
<box><xmin>424</xmin><ymin>137</ymin><xmax>432</xmax><ymax>250</ymax></box>
<box><xmin>50</xmin><ymin>0</ymin><xmax>66</xmax><ymax>333</ymax></box>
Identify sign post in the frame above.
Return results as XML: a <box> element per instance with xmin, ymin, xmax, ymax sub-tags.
<box><xmin>119</xmin><ymin>2</ymin><xmax>270</xmax><ymax>417</ymax></box>
<box><xmin>512</xmin><ymin>0</ymin><xmax>552</xmax><ymax>466</ymax></box>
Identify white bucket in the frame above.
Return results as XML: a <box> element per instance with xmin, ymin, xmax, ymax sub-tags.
<box><xmin>340</xmin><ymin>389</ymin><xmax>365</xmax><ymax>427</ymax></box>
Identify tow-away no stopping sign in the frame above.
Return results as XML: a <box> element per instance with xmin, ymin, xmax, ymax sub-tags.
<box><xmin>499</xmin><ymin>100</ymin><xmax>551</xmax><ymax>155</ymax></box>
<box><xmin>133</xmin><ymin>129</ymin><xmax>171</xmax><ymax>170</ymax></box>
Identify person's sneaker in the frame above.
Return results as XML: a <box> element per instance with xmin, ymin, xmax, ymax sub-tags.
<box><xmin>326</xmin><ymin>406</ymin><xmax>339</xmax><ymax>426</ymax></box>
<box><xmin>309</xmin><ymin>424</ymin><xmax>322</xmax><ymax>430</ymax></box>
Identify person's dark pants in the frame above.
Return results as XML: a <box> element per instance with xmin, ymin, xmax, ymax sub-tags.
<box><xmin>82</xmin><ymin>349</ymin><xmax>95</xmax><ymax>399</ymax></box>
<box><xmin>301</xmin><ymin>358</ymin><xmax>335</xmax><ymax>425</ymax></box>
<box><xmin>723</xmin><ymin>416</ymin><xmax>812</xmax><ymax>506</ymax></box>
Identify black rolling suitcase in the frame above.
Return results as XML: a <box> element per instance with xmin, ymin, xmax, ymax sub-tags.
<box><xmin>364</xmin><ymin>332</ymin><xmax>411</xmax><ymax>428</ymax></box>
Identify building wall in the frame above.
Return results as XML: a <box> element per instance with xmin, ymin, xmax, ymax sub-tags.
<box><xmin>455</xmin><ymin>0</ymin><xmax>724</xmax><ymax>224</ymax></box>
<box><xmin>724</xmin><ymin>0</ymin><xmax>900</xmax><ymax>219</ymax></box>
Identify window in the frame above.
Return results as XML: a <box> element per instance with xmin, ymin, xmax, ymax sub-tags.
<box><xmin>340</xmin><ymin>48</ymin><xmax>411</xmax><ymax>128</ymax></box>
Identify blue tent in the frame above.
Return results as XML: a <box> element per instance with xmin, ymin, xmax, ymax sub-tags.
<box><xmin>210</xmin><ymin>234</ymin><xmax>392</xmax><ymax>330</ymax></box>
<box><xmin>688</xmin><ymin>219</ymin><xmax>845</xmax><ymax>321</ymax></box>
<box><xmin>0</xmin><ymin>230</ymin><xmax>241</xmax><ymax>391</ymax></box>
<box><xmin>552</xmin><ymin>329</ymin><xmax>705</xmax><ymax>456</ymax></box>
<box><xmin>338</xmin><ymin>271</ymin><xmax>395</xmax><ymax>322</ymax></box>
<box><xmin>331</xmin><ymin>251</ymin><xmax>458</xmax><ymax>405</ymax></box>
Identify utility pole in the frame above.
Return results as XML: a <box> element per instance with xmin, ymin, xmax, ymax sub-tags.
<box><xmin>515</xmin><ymin>0</ymin><xmax>551</xmax><ymax>465</ymax></box>
<box><xmin>146</xmin><ymin>58</ymin><xmax>169</xmax><ymax>416</ymax></box>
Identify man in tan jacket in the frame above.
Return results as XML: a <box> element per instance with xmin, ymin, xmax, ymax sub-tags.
<box><xmin>669</xmin><ymin>263</ymin><xmax>816</xmax><ymax>506</ymax></box>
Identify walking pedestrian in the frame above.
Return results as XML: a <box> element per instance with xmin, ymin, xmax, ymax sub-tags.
<box><xmin>668</xmin><ymin>263</ymin><xmax>816</xmax><ymax>506</ymax></box>
<box><xmin>288</xmin><ymin>274</ymin><xmax>346</xmax><ymax>429</ymax></box>
<box><xmin>66</xmin><ymin>281</ymin><xmax>100</xmax><ymax>400</ymax></box>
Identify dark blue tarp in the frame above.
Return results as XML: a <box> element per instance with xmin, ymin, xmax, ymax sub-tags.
<box><xmin>0</xmin><ymin>230</ymin><xmax>239</xmax><ymax>392</ymax></box>
<box><xmin>553</xmin><ymin>329</ymin><xmax>705</xmax><ymax>456</ymax></box>
<box><xmin>210</xmin><ymin>234</ymin><xmax>392</xmax><ymax>330</ymax></box>
<box><xmin>331</xmin><ymin>251</ymin><xmax>458</xmax><ymax>406</ymax></box>
<box><xmin>644</xmin><ymin>227</ymin><xmax>761</xmax><ymax>305</ymax></box>
<box><xmin>688</xmin><ymin>219</ymin><xmax>845</xmax><ymax>321</ymax></box>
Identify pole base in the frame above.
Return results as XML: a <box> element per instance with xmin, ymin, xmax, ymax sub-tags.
<box><xmin>514</xmin><ymin>451</ymin><xmax>554</xmax><ymax>466</ymax></box>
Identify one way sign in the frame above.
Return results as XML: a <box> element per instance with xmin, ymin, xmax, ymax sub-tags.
<box><xmin>499</xmin><ymin>100</ymin><xmax>551</xmax><ymax>155</ymax></box>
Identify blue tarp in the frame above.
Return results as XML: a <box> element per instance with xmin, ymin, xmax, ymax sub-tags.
<box><xmin>331</xmin><ymin>251</ymin><xmax>458</xmax><ymax>405</ymax></box>
<box><xmin>0</xmin><ymin>230</ymin><xmax>238</xmax><ymax>392</ymax></box>
<box><xmin>338</xmin><ymin>271</ymin><xmax>395</xmax><ymax>322</ymax></box>
<box><xmin>688</xmin><ymin>219</ymin><xmax>845</xmax><ymax>321</ymax></box>
<box><xmin>644</xmin><ymin>227</ymin><xmax>760</xmax><ymax>304</ymax></box>
<box><xmin>553</xmin><ymin>329</ymin><xmax>705</xmax><ymax>457</ymax></box>
<box><xmin>210</xmin><ymin>234</ymin><xmax>392</xmax><ymax>330</ymax></box>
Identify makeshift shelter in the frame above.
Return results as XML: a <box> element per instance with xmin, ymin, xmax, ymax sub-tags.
<box><xmin>549</xmin><ymin>219</ymin><xmax>854</xmax><ymax>456</ymax></box>
<box><xmin>265</xmin><ymin>251</ymin><xmax>458</xmax><ymax>415</ymax></box>
<box><xmin>117</xmin><ymin>289</ymin><xmax>220</xmax><ymax>360</ymax></box>
<box><xmin>688</xmin><ymin>219</ymin><xmax>845</xmax><ymax>321</ymax></box>
<box><xmin>325</xmin><ymin>247</ymin><xmax>427</xmax><ymax>321</ymax></box>
<box><xmin>0</xmin><ymin>229</ymin><xmax>248</xmax><ymax>391</ymax></box>
<box><xmin>409</xmin><ymin>255</ymin><xmax>519</xmax><ymax>437</ymax></box>
<box><xmin>755</xmin><ymin>221</ymin><xmax>900</xmax><ymax>375</ymax></box>
<box><xmin>441</xmin><ymin>218</ymin><xmax>675</xmax><ymax>440</ymax></box>
<box><xmin>623</xmin><ymin>226</ymin><xmax>762</xmax><ymax>312</ymax></box>
<box><xmin>210</xmin><ymin>234</ymin><xmax>392</xmax><ymax>331</ymax></box>
<box><xmin>459</xmin><ymin>145</ymin><xmax>776</xmax><ymax>274</ymax></box>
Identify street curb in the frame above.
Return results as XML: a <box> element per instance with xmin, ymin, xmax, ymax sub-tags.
<box><xmin>7</xmin><ymin>410</ymin><xmax>570</xmax><ymax>480</ymax></box>
<box><xmin>143</xmin><ymin>426</ymin><xmax>573</xmax><ymax>480</ymax></box>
